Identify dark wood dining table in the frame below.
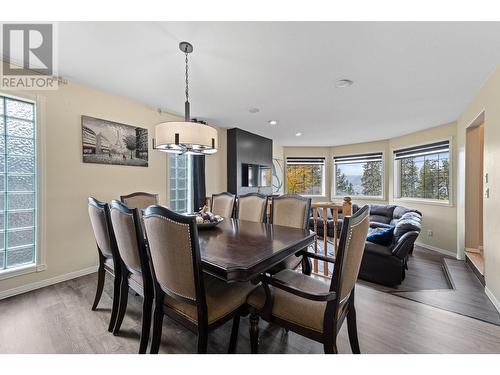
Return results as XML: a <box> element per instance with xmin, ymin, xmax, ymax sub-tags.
<box><xmin>197</xmin><ymin>218</ymin><xmax>315</xmax><ymax>283</ymax></box>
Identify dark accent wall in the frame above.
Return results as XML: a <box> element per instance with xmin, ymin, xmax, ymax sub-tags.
<box><xmin>227</xmin><ymin>128</ymin><xmax>273</xmax><ymax>195</ymax></box>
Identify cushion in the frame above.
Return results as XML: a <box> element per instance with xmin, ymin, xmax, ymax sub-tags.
<box><xmin>393</xmin><ymin>206</ymin><xmax>411</xmax><ymax>220</ymax></box>
<box><xmin>163</xmin><ymin>275</ymin><xmax>257</xmax><ymax>325</ymax></box>
<box><xmin>400</xmin><ymin>212</ymin><xmax>421</xmax><ymax>221</ymax></box>
<box><xmin>370</xmin><ymin>215</ymin><xmax>393</xmax><ymax>225</ymax></box>
<box><xmin>363</xmin><ymin>241</ymin><xmax>394</xmax><ymax>257</ymax></box>
<box><xmin>367</xmin><ymin>226</ymin><xmax>395</xmax><ymax>246</ymax></box>
<box><xmin>369</xmin><ymin>204</ymin><xmax>396</xmax><ymax>218</ymax></box>
<box><xmin>247</xmin><ymin>269</ymin><xmax>332</xmax><ymax>332</ymax></box>
<box><xmin>370</xmin><ymin>222</ymin><xmax>393</xmax><ymax>229</ymax></box>
<box><xmin>394</xmin><ymin>218</ymin><xmax>421</xmax><ymax>239</ymax></box>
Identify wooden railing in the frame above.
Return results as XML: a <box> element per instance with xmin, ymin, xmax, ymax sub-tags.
<box><xmin>311</xmin><ymin>197</ymin><xmax>352</xmax><ymax>277</ymax></box>
<box><xmin>205</xmin><ymin>194</ymin><xmax>353</xmax><ymax>278</ymax></box>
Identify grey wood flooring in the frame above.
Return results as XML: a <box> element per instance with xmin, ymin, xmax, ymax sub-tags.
<box><xmin>393</xmin><ymin>258</ymin><xmax>500</xmax><ymax>325</ymax></box>
<box><xmin>1</xmin><ymin>270</ymin><xmax>500</xmax><ymax>353</ymax></box>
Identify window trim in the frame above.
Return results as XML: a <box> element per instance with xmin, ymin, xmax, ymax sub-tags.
<box><xmin>392</xmin><ymin>137</ymin><xmax>454</xmax><ymax>206</ymax></box>
<box><xmin>0</xmin><ymin>91</ymin><xmax>45</xmax><ymax>280</ymax></box>
<box><xmin>332</xmin><ymin>151</ymin><xmax>386</xmax><ymax>200</ymax></box>
<box><xmin>285</xmin><ymin>156</ymin><xmax>326</xmax><ymax>197</ymax></box>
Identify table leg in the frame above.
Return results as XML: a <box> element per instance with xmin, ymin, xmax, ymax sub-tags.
<box><xmin>313</xmin><ymin>208</ymin><xmax>318</xmax><ymax>274</ymax></box>
<box><xmin>323</xmin><ymin>208</ymin><xmax>328</xmax><ymax>277</ymax></box>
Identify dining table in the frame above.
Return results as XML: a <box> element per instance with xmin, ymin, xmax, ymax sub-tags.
<box><xmin>197</xmin><ymin>218</ymin><xmax>316</xmax><ymax>283</ymax></box>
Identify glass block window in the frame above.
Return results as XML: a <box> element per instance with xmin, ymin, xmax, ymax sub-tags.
<box><xmin>0</xmin><ymin>95</ymin><xmax>37</xmax><ymax>271</ymax></box>
<box><xmin>169</xmin><ymin>154</ymin><xmax>192</xmax><ymax>213</ymax></box>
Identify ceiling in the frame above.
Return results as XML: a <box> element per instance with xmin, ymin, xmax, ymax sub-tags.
<box><xmin>57</xmin><ymin>22</ymin><xmax>500</xmax><ymax>146</ymax></box>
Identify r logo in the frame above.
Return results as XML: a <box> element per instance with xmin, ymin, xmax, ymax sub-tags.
<box><xmin>2</xmin><ymin>24</ymin><xmax>53</xmax><ymax>75</ymax></box>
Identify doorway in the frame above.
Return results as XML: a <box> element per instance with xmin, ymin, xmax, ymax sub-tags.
<box><xmin>465</xmin><ymin>121</ymin><xmax>485</xmax><ymax>281</ymax></box>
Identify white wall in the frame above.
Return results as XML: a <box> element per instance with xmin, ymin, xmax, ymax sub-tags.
<box><xmin>457</xmin><ymin>65</ymin><xmax>500</xmax><ymax>309</ymax></box>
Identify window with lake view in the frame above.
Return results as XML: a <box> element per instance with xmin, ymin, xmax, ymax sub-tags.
<box><xmin>334</xmin><ymin>153</ymin><xmax>383</xmax><ymax>198</ymax></box>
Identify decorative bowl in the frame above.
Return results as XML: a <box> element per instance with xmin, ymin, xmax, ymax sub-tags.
<box><xmin>196</xmin><ymin>217</ymin><xmax>224</xmax><ymax>229</ymax></box>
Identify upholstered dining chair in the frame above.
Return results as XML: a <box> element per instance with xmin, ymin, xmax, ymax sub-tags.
<box><xmin>143</xmin><ymin>205</ymin><xmax>257</xmax><ymax>354</ymax></box>
<box><xmin>109</xmin><ymin>200</ymin><xmax>153</xmax><ymax>354</ymax></box>
<box><xmin>120</xmin><ymin>192</ymin><xmax>159</xmax><ymax>210</ymax></box>
<box><xmin>269</xmin><ymin>194</ymin><xmax>312</xmax><ymax>273</ymax></box>
<box><xmin>87</xmin><ymin>197</ymin><xmax>121</xmax><ymax>332</ymax></box>
<box><xmin>211</xmin><ymin>192</ymin><xmax>236</xmax><ymax>218</ymax></box>
<box><xmin>236</xmin><ymin>193</ymin><xmax>267</xmax><ymax>223</ymax></box>
<box><xmin>247</xmin><ymin>205</ymin><xmax>370</xmax><ymax>354</ymax></box>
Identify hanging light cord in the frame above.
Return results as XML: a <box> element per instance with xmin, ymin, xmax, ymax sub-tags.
<box><xmin>185</xmin><ymin>49</ymin><xmax>189</xmax><ymax>103</ymax></box>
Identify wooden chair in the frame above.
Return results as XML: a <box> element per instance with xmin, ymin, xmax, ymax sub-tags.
<box><xmin>211</xmin><ymin>192</ymin><xmax>236</xmax><ymax>218</ymax></box>
<box><xmin>120</xmin><ymin>192</ymin><xmax>159</xmax><ymax>210</ymax></box>
<box><xmin>87</xmin><ymin>197</ymin><xmax>121</xmax><ymax>332</ymax></box>
<box><xmin>247</xmin><ymin>205</ymin><xmax>370</xmax><ymax>354</ymax></box>
<box><xmin>143</xmin><ymin>205</ymin><xmax>257</xmax><ymax>353</ymax></box>
<box><xmin>235</xmin><ymin>193</ymin><xmax>267</xmax><ymax>223</ymax></box>
<box><xmin>269</xmin><ymin>194</ymin><xmax>312</xmax><ymax>273</ymax></box>
<box><xmin>109</xmin><ymin>200</ymin><xmax>153</xmax><ymax>354</ymax></box>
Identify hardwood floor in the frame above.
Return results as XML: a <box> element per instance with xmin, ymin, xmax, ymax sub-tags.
<box><xmin>393</xmin><ymin>258</ymin><xmax>500</xmax><ymax>325</ymax></box>
<box><xmin>1</xmin><ymin>271</ymin><xmax>500</xmax><ymax>353</ymax></box>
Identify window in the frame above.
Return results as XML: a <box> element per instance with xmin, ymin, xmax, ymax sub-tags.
<box><xmin>169</xmin><ymin>154</ymin><xmax>192</xmax><ymax>213</ymax></box>
<box><xmin>394</xmin><ymin>140</ymin><xmax>450</xmax><ymax>202</ymax></box>
<box><xmin>0</xmin><ymin>95</ymin><xmax>37</xmax><ymax>271</ymax></box>
<box><xmin>286</xmin><ymin>157</ymin><xmax>325</xmax><ymax>196</ymax></box>
<box><xmin>334</xmin><ymin>153</ymin><xmax>384</xmax><ymax>198</ymax></box>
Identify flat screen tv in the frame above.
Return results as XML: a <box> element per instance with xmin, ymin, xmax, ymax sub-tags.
<box><xmin>242</xmin><ymin>163</ymin><xmax>271</xmax><ymax>187</ymax></box>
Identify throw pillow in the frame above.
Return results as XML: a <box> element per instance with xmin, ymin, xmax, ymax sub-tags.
<box><xmin>367</xmin><ymin>226</ymin><xmax>395</xmax><ymax>246</ymax></box>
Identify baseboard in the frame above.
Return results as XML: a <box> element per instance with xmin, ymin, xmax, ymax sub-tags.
<box><xmin>465</xmin><ymin>247</ymin><xmax>481</xmax><ymax>254</ymax></box>
<box><xmin>0</xmin><ymin>265</ymin><xmax>98</xmax><ymax>300</ymax></box>
<box><xmin>485</xmin><ymin>287</ymin><xmax>500</xmax><ymax>314</ymax></box>
<box><xmin>415</xmin><ymin>242</ymin><xmax>458</xmax><ymax>258</ymax></box>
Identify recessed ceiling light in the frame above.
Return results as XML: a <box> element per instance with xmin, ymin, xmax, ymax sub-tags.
<box><xmin>249</xmin><ymin>108</ymin><xmax>260</xmax><ymax>114</ymax></box>
<box><xmin>295</xmin><ymin>132</ymin><xmax>302</xmax><ymax>137</ymax></box>
<box><xmin>268</xmin><ymin>120</ymin><xmax>278</xmax><ymax>125</ymax></box>
<box><xmin>335</xmin><ymin>79</ymin><xmax>354</xmax><ymax>88</ymax></box>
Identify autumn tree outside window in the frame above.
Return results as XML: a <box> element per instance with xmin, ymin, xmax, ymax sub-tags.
<box><xmin>286</xmin><ymin>157</ymin><xmax>325</xmax><ymax>196</ymax></box>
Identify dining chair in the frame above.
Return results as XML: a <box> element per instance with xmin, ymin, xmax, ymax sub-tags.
<box><xmin>143</xmin><ymin>205</ymin><xmax>257</xmax><ymax>353</ymax></box>
<box><xmin>87</xmin><ymin>197</ymin><xmax>122</xmax><ymax>332</ymax></box>
<box><xmin>211</xmin><ymin>192</ymin><xmax>236</xmax><ymax>218</ymax></box>
<box><xmin>247</xmin><ymin>205</ymin><xmax>370</xmax><ymax>354</ymax></box>
<box><xmin>269</xmin><ymin>194</ymin><xmax>312</xmax><ymax>273</ymax></box>
<box><xmin>235</xmin><ymin>193</ymin><xmax>267</xmax><ymax>223</ymax></box>
<box><xmin>109</xmin><ymin>200</ymin><xmax>153</xmax><ymax>354</ymax></box>
<box><xmin>120</xmin><ymin>192</ymin><xmax>159</xmax><ymax>209</ymax></box>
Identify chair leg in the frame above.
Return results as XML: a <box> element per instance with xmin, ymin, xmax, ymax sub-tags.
<box><xmin>108</xmin><ymin>274</ymin><xmax>121</xmax><ymax>332</ymax></box>
<box><xmin>113</xmin><ymin>278</ymin><xmax>129</xmax><ymax>334</ymax></box>
<box><xmin>228</xmin><ymin>312</ymin><xmax>240</xmax><ymax>354</ymax></box>
<box><xmin>91</xmin><ymin>266</ymin><xmax>105</xmax><ymax>311</ymax></box>
<box><xmin>139</xmin><ymin>293</ymin><xmax>153</xmax><ymax>354</ymax></box>
<box><xmin>323</xmin><ymin>342</ymin><xmax>338</xmax><ymax>354</ymax></box>
<box><xmin>149</xmin><ymin>304</ymin><xmax>164</xmax><ymax>354</ymax></box>
<box><xmin>301</xmin><ymin>255</ymin><xmax>312</xmax><ymax>276</ymax></box>
<box><xmin>197</xmin><ymin>330</ymin><xmax>208</xmax><ymax>354</ymax></box>
<box><xmin>249</xmin><ymin>310</ymin><xmax>260</xmax><ymax>354</ymax></box>
<box><xmin>347</xmin><ymin>305</ymin><xmax>361</xmax><ymax>354</ymax></box>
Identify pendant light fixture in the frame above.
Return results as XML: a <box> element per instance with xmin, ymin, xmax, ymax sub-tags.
<box><xmin>154</xmin><ymin>41</ymin><xmax>218</xmax><ymax>155</ymax></box>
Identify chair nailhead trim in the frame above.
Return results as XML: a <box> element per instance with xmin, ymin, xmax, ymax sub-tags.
<box><xmin>144</xmin><ymin>214</ymin><xmax>196</xmax><ymax>301</ymax></box>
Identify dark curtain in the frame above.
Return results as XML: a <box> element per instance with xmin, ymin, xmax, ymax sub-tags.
<box><xmin>192</xmin><ymin>155</ymin><xmax>206</xmax><ymax>212</ymax></box>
